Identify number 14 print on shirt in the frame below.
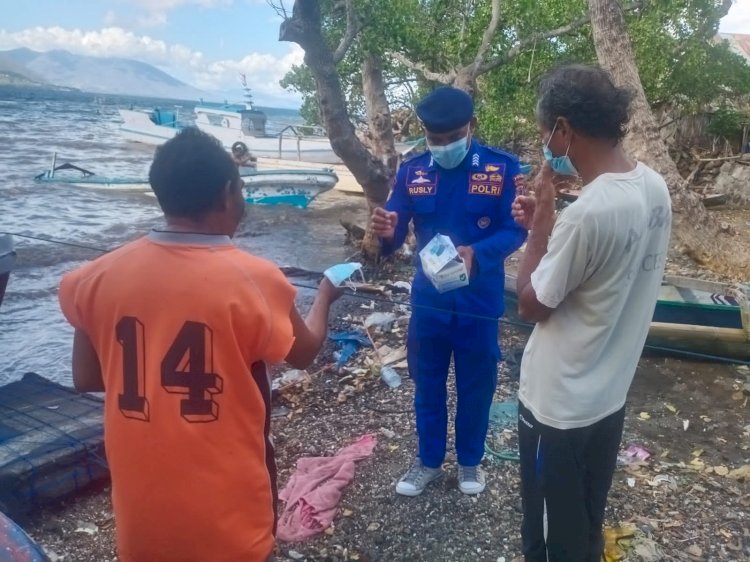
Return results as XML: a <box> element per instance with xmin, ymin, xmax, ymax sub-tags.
<box><xmin>116</xmin><ymin>317</ymin><xmax>224</xmax><ymax>423</ymax></box>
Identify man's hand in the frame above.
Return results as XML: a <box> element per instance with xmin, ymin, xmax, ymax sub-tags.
<box><xmin>456</xmin><ymin>245</ymin><xmax>474</xmax><ymax>277</ymax></box>
<box><xmin>371</xmin><ymin>207</ymin><xmax>398</xmax><ymax>240</ymax></box>
<box><xmin>531</xmin><ymin>163</ymin><xmax>556</xmax><ymax>234</ymax></box>
<box><xmin>317</xmin><ymin>276</ymin><xmax>345</xmax><ymax>304</ymax></box>
<box><xmin>511</xmin><ymin>195</ymin><xmax>536</xmax><ymax>231</ymax></box>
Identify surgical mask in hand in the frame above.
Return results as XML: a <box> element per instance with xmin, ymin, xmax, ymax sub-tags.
<box><xmin>428</xmin><ymin>135</ymin><xmax>470</xmax><ymax>169</ymax></box>
<box><xmin>323</xmin><ymin>262</ymin><xmax>364</xmax><ymax>287</ymax></box>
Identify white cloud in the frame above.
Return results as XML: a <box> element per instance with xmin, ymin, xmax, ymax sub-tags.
<box><xmin>0</xmin><ymin>26</ymin><xmax>303</xmax><ymax>104</ymax></box>
<box><xmin>720</xmin><ymin>0</ymin><xmax>750</xmax><ymax>33</ymax></box>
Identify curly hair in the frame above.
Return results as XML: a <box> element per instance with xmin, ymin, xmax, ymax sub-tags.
<box><xmin>536</xmin><ymin>64</ymin><xmax>634</xmax><ymax>143</ymax></box>
<box><xmin>149</xmin><ymin>127</ymin><xmax>238</xmax><ymax>219</ymax></box>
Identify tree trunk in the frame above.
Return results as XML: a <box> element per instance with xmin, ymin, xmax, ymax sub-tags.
<box><xmin>280</xmin><ymin>1</ymin><xmax>392</xmax><ymax>206</ymax></box>
<box><xmin>588</xmin><ymin>0</ymin><xmax>748</xmax><ymax>278</ymax></box>
<box><xmin>280</xmin><ymin>1</ymin><xmax>396</xmax><ymax>259</ymax></box>
<box><xmin>361</xmin><ymin>54</ymin><xmax>398</xmax><ymax>257</ymax></box>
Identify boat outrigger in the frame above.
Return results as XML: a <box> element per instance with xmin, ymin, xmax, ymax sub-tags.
<box><xmin>34</xmin><ymin>154</ymin><xmax>339</xmax><ymax>208</ymax></box>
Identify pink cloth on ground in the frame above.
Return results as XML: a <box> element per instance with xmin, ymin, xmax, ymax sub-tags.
<box><xmin>277</xmin><ymin>434</ymin><xmax>377</xmax><ymax>542</ymax></box>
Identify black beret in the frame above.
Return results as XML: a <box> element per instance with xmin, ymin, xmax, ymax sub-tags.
<box><xmin>416</xmin><ymin>86</ymin><xmax>474</xmax><ymax>133</ymax></box>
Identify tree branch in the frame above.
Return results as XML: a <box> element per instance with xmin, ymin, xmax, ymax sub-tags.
<box><xmin>472</xmin><ymin>0</ymin><xmax>502</xmax><ymax>68</ymax></box>
<box><xmin>478</xmin><ymin>0</ymin><xmax>644</xmax><ymax>75</ymax></box>
<box><xmin>390</xmin><ymin>52</ymin><xmax>455</xmax><ymax>84</ymax></box>
<box><xmin>333</xmin><ymin>0</ymin><xmax>361</xmax><ymax>64</ymax></box>
<box><xmin>266</xmin><ymin>0</ymin><xmax>288</xmax><ymax>19</ymax></box>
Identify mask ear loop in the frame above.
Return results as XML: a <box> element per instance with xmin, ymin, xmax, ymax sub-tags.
<box><xmin>545</xmin><ymin>120</ymin><xmax>559</xmax><ymax>150</ymax></box>
<box><xmin>343</xmin><ymin>267</ymin><xmax>366</xmax><ymax>292</ymax></box>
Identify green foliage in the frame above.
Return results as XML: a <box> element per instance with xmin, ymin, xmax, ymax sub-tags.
<box><xmin>628</xmin><ymin>0</ymin><xmax>750</xmax><ymax>110</ymax></box>
<box><xmin>279</xmin><ymin>0</ymin><xmax>750</xmax><ymax>147</ymax></box>
<box><xmin>707</xmin><ymin>107</ymin><xmax>749</xmax><ymax>144</ymax></box>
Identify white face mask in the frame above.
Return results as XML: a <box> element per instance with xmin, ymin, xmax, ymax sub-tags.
<box><xmin>428</xmin><ymin>134</ymin><xmax>471</xmax><ymax>169</ymax></box>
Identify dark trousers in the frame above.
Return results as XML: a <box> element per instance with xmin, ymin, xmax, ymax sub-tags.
<box><xmin>407</xmin><ymin>310</ymin><xmax>499</xmax><ymax>468</ymax></box>
<box><xmin>518</xmin><ymin>401</ymin><xmax>625</xmax><ymax>562</ymax></box>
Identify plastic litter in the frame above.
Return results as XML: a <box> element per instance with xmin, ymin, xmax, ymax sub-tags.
<box><xmin>485</xmin><ymin>400</ymin><xmax>519</xmax><ymax>462</ymax></box>
<box><xmin>328</xmin><ymin>331</ymin><xmax>372</xmax><ymax>370</ymax></box>
<box><xmin>364</xmin><ymin>312</ymin><xmax>397</xmax><ymax>330</ymax></box>
<box><xmin>391</xmin><ymin>281</ymin><xmax>412</xmax><ymax>293</ymax></box>
<box><xmin>603</xmin><ymin>524</ymin><xmax>636</xmax><ymax>562</ymax></box>
<box><xmin>618</xmin><ymin>443</ymin><xmax>652</xmax><ymax>466</ymax></box>
<box><xmin>280</xmin><ymin>369</ymin><xmax>307</xmax><ymax>386</ymax></box>
<box><xmin>379</xmin><ymin>365</ymin><xmax>402</xmax><ymax>389</ymax></box>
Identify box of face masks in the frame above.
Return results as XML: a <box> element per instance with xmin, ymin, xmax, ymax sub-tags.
<box><xmin>419</xmin><ymin>234</ymin><xmax>469</xmax><ymax>293</ymax></box>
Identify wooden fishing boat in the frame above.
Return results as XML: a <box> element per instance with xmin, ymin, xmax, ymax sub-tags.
<box><xmin>503</xmin><ymin>272</ymin><xmax>750</xmax><ymax>361</ymax></box>
<box><xmin>34</xmin><ymin>156</ymin><xmax>339</xmax><ymax>208</ymax></box>
<box><xmin>557</xmin><ymin>188</ymin><xmax>727</xmax><ymax>208</ymax></box>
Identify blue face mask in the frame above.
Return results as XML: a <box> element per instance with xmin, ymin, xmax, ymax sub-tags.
<box><xmin>543</xmin><ymin>123</ymin><xmax>578</xmax><ymax>176</ymax></box>
<box><xmin>323</xmin><ymin>262</ymin><xmax>363</xmax><ymax>287</ymax></box>
<box><xmin>428</xmin><ymin>135</ymin><xmax>470</xmax><ymax>169</ymax></box>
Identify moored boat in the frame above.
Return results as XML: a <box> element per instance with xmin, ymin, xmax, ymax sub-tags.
<box><xmin>503</xmin><ymin>272</ymin><xmax>750</xmax><ymax>361</ymax></box>
<box><xmin>34</xmin><ymin>156</ymin><xmax>339</xmax><ymax>208</ymax></box>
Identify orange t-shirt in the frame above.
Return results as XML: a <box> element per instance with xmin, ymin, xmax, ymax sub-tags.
<box><xmin>59</xmin><ymin>231</ymin><xmax>297</xmax><ymax>562</ymax></box>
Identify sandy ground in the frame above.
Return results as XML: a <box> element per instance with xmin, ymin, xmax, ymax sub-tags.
<box><xmin>14</xmin><ymin>269</ymin><xmax>750</xmax><ymax>562</ymax></box>
<box><xmin>9</xmin><ymin>205</ymin><xmax>750</xmax><ymax>562</ymax></box>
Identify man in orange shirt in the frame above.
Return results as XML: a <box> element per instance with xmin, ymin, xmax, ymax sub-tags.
<box><xmin>59</xmin><ymin>127</ymin><xmax>341</xmax><ymax>562</ymax></box>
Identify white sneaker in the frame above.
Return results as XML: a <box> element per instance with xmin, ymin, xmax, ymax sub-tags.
<box><xmin>458</xmin><ymin>464</ymin><xmax>486</xmax><ymax>495</ymax></box>
<box><xmin>395</xmin><ymin>459</ymin><xmax>444</xmax><ymax>496</ymax></box>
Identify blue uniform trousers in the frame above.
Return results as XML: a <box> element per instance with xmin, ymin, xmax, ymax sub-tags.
<box><xmin>407</xmin><ymin>308</ymin><xmax>500</xmax><ymax>468</ymax></box>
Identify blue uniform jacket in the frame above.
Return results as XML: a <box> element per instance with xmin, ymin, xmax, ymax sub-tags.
<box><xmin>381</xmin><ymin>140</ymin><xmax>527</xmax><ymax>319</ymax></box>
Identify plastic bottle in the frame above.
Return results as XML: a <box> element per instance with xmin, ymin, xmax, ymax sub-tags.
<box><xmin>380</xmin><ymin>365</ymin><xmax>402</xmax><ymax>389</ymax></box>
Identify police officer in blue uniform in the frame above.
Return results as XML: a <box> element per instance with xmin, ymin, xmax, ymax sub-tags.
<box><xmin>372</xmin><ymin>86</ymin><xmax>527</xmax><ymax>496</ymax></box>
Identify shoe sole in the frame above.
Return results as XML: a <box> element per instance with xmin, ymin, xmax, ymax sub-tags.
<box><xmin>395</xmin><ymin>471</ymin><xmax>444</xmax><ymax>497</ymax></box>
<box><xmin>458</xmin><ymin>484</ymin><xmax>486</xmax><ymax>495</ymax></box>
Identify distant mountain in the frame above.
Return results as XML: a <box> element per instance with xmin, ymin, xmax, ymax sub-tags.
<box><xmin>0</xmin><ymin>48</ymin><xmax>205</xmax><ymax>100</ymax></box>
<box><xmin>0</xmin><ymin>50</ymin><xmax>48</xmax><ymax>86</ymax></box>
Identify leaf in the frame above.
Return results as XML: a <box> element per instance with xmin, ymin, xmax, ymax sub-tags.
<box><xmin>367</xmin><ymin>522</ymin><xmax>381</xmax><ymax>531</ymax></box>
<box><xmin>664</xmin><ymin>403</ymin><xmax>677</xmax><ymax>413</ymax></box>
<box><xmin>639</xmin><ymin>412</ymin><xmax>651</xmax><ymax>420</ymax></box>
<box><xmin>714</xmin><ymin>465</ymin><xmax>730</xmax><ymax>476</ymax></box>
<box><xmin>727</xmin><ymin>464</ymin><xmax>750</xmax><ymax>480</ymax></box>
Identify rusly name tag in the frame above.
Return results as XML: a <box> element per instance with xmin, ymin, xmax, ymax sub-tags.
<box><xmin>407</xmin><ymin>167</ymin><xmax>437</xmax><ymax>196</ymax></box>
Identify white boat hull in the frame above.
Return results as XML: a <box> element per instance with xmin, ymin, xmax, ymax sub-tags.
<box><xmin>243</xmin><ymin>170</ymin><xmax>338</xmax><ymax>208</ymax></box>
<box><xmin>118</xmin><ymin>109</ymin><xmax>180</xmax><ymax>145</ymax></box>
<box><xmin>118</xmin><ymin>109</ymin><xmax>339</xmax><ymax>163</ymax></box>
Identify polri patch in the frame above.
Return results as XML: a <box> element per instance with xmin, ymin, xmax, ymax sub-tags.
<box><xmin>407</xmin><ymin>167</ymin><xmax>438</xmax><ymax>196</ymax></box>
<box><xmin>469</xmin><ymin>163</ymin><xmax>505</xmax><ymax>196</ymax></box>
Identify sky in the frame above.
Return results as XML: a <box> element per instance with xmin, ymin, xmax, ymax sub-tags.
<box><xmin>1</xmin><ymin>0</ymin><xmax>750</xmax><ymax>108</ymax></box>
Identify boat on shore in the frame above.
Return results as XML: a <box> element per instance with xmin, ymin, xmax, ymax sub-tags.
<box><xmin>34</xmin><ymin>156</ymin><xmax>339</xmax><ymax>208</ymax></box>
<box><xmin>503</xmin><ymin>272</ymin><xmax>750</xmax><ymax>361</ymax></box>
